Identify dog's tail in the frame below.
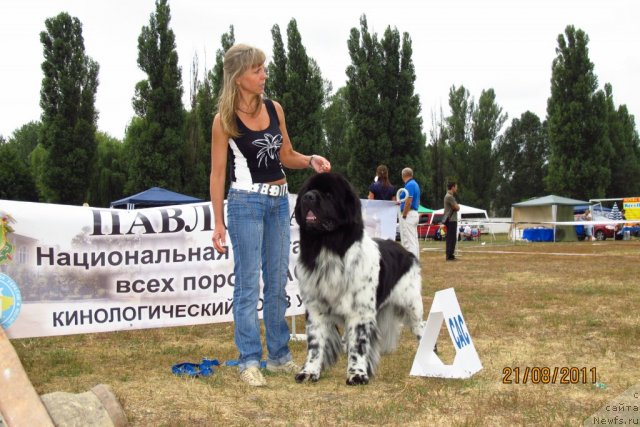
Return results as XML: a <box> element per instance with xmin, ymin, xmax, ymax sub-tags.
<box><xmin>376</xmin><ymin>305</ymin><xmax>402</xmax><ymax>354</ymax></box>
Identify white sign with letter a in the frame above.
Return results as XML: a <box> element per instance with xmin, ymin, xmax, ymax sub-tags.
<box><xmin>410</xmin><ymin>287</ymin><xmax>482</xmax><ymax>379</ymax></box>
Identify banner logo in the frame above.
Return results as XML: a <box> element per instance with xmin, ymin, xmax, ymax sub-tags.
<box><xmin>0</xmin><ymin>213</ymin><xmax>16</xmax><ymax>265</ymax></box>
<box><xmin>1</xmin><ymin>273</ymin><xmax>22</xmax><ymax>328</ymax></box>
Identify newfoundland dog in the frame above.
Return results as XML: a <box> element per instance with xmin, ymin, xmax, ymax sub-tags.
<box><xmin>294</xmin><ymin>172</ymin><xmax>424</xmax><ymax>385</ymax></box>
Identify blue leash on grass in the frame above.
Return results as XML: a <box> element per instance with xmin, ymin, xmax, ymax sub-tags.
<box><xmin>171</xmin><ymin>358</ymin><xmax>220</xmax><ymax>377</ymax></box>
<box><xmin>172</xmin><ymin>359</ymin><xmax>267</xmax><ymax>377</ymax></box>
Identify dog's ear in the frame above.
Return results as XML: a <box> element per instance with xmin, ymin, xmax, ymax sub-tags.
<box><xmin>337</xmin><ymin>174</ymin><xmax>362</xmax><ymax>227</ymax></box>
<box><xmin>294</xmin><ymin>196</ymin><xmax>302</xmax><ymax>226</ymax></box>
<box><xmin>294</xmin><ymin>182</ymin><xmax>306</xmax><ymax>227</ymax></box>
<box><xmin>294</xmin><ymin>174</ymin><xmax>315</xmax><ymax>227</ymax></box>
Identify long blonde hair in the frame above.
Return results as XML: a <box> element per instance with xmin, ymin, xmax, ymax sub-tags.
<box><xmin>218</xmin><ymin>44</ymin><xmax>266</xmax><ymax>138</ymax></box>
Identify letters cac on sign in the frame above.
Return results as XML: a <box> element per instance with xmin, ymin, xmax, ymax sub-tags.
<box><xmin>411</xmin><ymin>287</ymin><xmax>482</xmax><ymax>379</ymax></box>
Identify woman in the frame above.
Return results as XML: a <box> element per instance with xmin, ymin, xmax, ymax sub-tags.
<box><xmin>581</xmin><ymin>208</ymin><xmax>593</xmax><ymax>241</ymax></box>
<box><xmin>368</xmin><ymin>164</ymin><xmax>396</xmax><ymax>201</ymax></box>
<box><xmin>210</xmin><ymin>44</ymin><xmax>331</xmax><ymax>387</ymax></box>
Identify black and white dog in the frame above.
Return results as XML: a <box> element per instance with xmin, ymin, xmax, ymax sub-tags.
<box><xmin>294</xmin><ymin>172</ymin><xmax>424</xmax><ymax>385</ymax></box>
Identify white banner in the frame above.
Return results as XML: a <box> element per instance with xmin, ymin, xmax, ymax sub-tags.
<box><xmin>0</xmin><ymin>197</ymin><xmax>397</xmax><ymax>338</ymax></box>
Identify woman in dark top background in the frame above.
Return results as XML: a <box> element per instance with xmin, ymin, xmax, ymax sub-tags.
<box><xmin>368</xmin><ymin>164</ymin><xmax>396</xmax><ymax>201</ymax></box>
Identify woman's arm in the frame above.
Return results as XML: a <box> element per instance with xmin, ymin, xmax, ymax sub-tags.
<box><xmin>210</xmin><ymin>114</ymin><xmax>229</xmax><ymax>254</ymax></box>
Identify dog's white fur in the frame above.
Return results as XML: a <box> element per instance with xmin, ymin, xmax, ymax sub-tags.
<box><xmin>296</xmin><ymin>235</ymin><xmax>424</xmax><ymax>385</ymax></box>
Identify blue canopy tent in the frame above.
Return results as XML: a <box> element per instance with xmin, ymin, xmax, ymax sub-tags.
<box><xmin>110</xmin><ymin>187</ymin><xmax>204</xmax><ymax>210</ymax></box>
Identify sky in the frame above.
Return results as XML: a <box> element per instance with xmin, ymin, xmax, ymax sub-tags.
<box><xmin>1</xmin><ymin>0</ymin><xmax>638</xmax><ymax>141</ymax></box>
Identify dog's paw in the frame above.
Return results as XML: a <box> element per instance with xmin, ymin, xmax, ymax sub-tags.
<box><xmin>416</xmin><ymin>320</ymin><xmax>428</xmax><ymax>339</ymax></box>
<box><xmin>295</xmin><ymin>370</ymin><xmax>320</xmax><ymax>383</ymax></box>
<box><xmin>346</xmin><ymin>373</ymin><xmax>369</xmax><ymax>386</ymax></box>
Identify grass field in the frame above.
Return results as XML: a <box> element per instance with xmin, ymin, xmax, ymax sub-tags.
<box><xmin>12</xmin><ymin>236</ymin><xmax>640</xmax><ymax>426</ymax></box>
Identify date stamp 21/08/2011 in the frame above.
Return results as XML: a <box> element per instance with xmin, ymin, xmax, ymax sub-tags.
<box><xmin>502</xmin><ymin>366</ymin><xmax>597</xmax><ymax>385</ymax></box>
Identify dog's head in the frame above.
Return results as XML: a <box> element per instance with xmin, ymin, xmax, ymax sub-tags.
<box><xmin>295</xmin><ymin>173</ymin><xmax>363</xmax><ymax>236</ymax></box>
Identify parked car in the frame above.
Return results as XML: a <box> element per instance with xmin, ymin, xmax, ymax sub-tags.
<box><xmin>395</xmin><ymin>212</ymin><xmax>443</xmax><ymax>240</ymax></box>
<box><xmin>395</xmin><ymin>212</ymin><xmax>483</xmax><ymax>241</ymax></box>
<box><xmin>593</xmin><ymin>224</ymin><xmax>616</xmax><ymax>240</ymax></box>
<box><xmin>574</xmin><ymin>216</ymin><xmax>615</xmax><ymax>241</ymax></box>
<box><xmin>396</xmin><ymin>212</ymin><xmax>435</xmax><ymax>241</ymax></box>
<box><xmin>419</xmin><ymin>213</ymin><xmax>482</xmax><ymax>240</ymax></box>
<box><xmin>417</xmin><ymin>213</ymin><xmax>437</xmax><ymax>239</ymax></box>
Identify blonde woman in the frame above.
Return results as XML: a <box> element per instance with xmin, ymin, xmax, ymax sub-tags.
<box><xmin>210</xmin><ymin>44</ymin><xmax>330</xmax><ymax>386</ymax></box>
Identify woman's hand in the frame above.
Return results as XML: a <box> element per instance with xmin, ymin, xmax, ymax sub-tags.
<box><xmin>310</xmin><ymin>155</ymin><xmax>331</xmax><ymax>173</ymax></box>
<box><xmin>212</xmin><ymin>228</ymin><xmax>227</xmax><ymax>254</ymax></box>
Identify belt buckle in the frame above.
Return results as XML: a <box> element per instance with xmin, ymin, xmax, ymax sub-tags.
<box><xmin>252</xmin><ymin>183</ymin><xmax>287</xmax><ymax>196</ymax></box>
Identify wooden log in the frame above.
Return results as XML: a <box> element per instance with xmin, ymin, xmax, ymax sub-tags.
<box><xmin>0</xmin><ymin>327</ymin><xmax>54</xmax><ymax>426</ymax></box>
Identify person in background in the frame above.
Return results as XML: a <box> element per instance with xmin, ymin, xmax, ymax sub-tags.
<box><xmin>209</xmin><ymin>43</ymin><xmax>331</xmax><ymax>387</ymax></box>
<box><xmin>436</xmin><ymin>223</ymin><xmax>446</xmax><ymax>241</ymax></box>
<box><xmin>443</xmin><ymin>181</ymin><xmax>460</xmax><ymax>261</ymax></box>
<box><xmin>398</xmin><ymin>167</ymin><xmax>421</xmax><ymax>258</ymax></box>
<box><xmin>615</xmin><ymin>210</ymin><xmax>627</xmax><ymax>240</ymax></box>
<box><xmin>471</xmin><ymin>227</ymin><xmax>479</xmax><ymax>240</ymax></box>
<box><xmin>580</xmin><ymin>208</ymin><xmax>594</xmax><ymax>241</ymax></box>
<box><xmin>463</xmin><ymin>224</ymin><xmax>472</xmax><ymax>241</ymax></box>
<box><xmin>368</xmin><ymin>164</ymin><xmax>396</xmax><ymax>201</ymax></box>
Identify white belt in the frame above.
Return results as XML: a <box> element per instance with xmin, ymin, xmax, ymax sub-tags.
<box><xmin>231</xmin><ymin>182</ymin><xmax>288</xmax><ymax>197</ymax></box>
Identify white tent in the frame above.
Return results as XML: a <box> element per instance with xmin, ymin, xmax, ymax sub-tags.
<box><xmin>431</xmin><ymin>204</ymin><xmax>492</xmax><ymax>240</ymax></box>
<box><xmin>510</xmin><ymin>195</ymin><xmax>588</xmax><ymax>241</ymax></box>
<box><xmin>432</xmin><ymin>204</ymin><xmax>489</xmax><ymax>220</ymax></box>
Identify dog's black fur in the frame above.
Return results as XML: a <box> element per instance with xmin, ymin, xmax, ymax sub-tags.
<box><xmin>294</xmin><ymin>173</ymin><xmax>424</xmax><ymax>385</ymax></box>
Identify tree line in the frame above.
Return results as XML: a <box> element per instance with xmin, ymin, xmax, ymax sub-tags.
<box><xmin>1</xmin><ymin>0</ymin><xmax>639</xmax><ymax>216</ymax></box>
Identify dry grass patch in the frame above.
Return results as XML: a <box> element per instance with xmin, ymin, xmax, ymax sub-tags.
<box><xmin>11</xmin><ymin>238</ymin><xmax>640</xmax><ymax>425</ymax></box>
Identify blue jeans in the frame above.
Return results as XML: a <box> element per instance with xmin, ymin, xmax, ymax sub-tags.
<box><xmin>226</xmin><ymin>188</ymin><xmax>293</xmax><ymax>371</ymax></box>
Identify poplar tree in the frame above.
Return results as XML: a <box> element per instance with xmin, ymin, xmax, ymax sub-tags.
<box><xmin>268</xmin><ymin>19</ymin><xmax>326</xmax><ymax>192</ymax></box>
<box><xmin>382</xmin><ymin>28</ymin><xmax>426</xmax><ymax>194</ymax></box>
<box><xmin>427</xmin><ymin>108</ymin><xmax>449</xmax><ymax>208</ymax></box>
<box><xmin>126</xmin><ymin>0</ymin><xmax>184</xmax><ymax>193</ymax></box>
<box><xmin>545</xmin><ymin>25</ymin><xmax>610</xmax><ymax>199</ymax></box>
<box><xmin>493</xmin><ymin>112</ymin><xmax>548</xmax><ymax>215</ymax></box>
<box><xmin>445</xmin><ymin>85</ymin><xmax>473</xmax><ymax>201</ymax></box>
<box><xmin>469</xmin><ymin>88</ymin><xmax>507</xmax><ymax>209</ymax></box>
<box><xmin>86</xmin><ymin>132</ymin><xmax>127</xmax><ymax>207</ymax></box>
<box><xmin>0</xmin><ymin>138</ymin><xmax>38</xmax><ymax>201</ymax></box>
<box><xmin>39</xmin><ymin>12</ymin><xmax>99</xmax><ymax>204</ymax></box>
<box><xmin>2</xmin><ymin>121</ymin><xmax>41</xmax><ymax>201</ymax></box>
<box><xmin>603</xmin><ymin>83</ymin><xmax>640</xmax><ymax>197</ymax></box>
<box><xmin>323</xmin><ymin>87</ymin><xmax>350</xmax><ymax>176</ymax></box>
<box><xmin>9</xmin><ymin>122</ymin><xmax>41</xmax><ymax>162</ymax></box>
<box><xmin>183</xmin><ymin>25</ymin><xmax>235</xmax><ymax>199</ymax></box>
<box><xmin>344</xmin><ymin>15</ymin><xmax>425</xmax><ymax>197</ymax></box>
<box><xmin>198</xmin><ymin>26</ymin><xmax>234</xmax><ymax>151</ymax></box>
<box><xmin>442</xmin><ymin>86</ymin><xmax>506</xmax><ymax>209</ymax></box>
<box><xmin>344</xmin><ymin>16</ymin><xmax>385</xmax><ymax>194</ymax></box>
<box><xmin>182</xmin><ymin>54</ymin><xmax>207</xmax><ymax>198</ymax></box>
<box><xmin>267</xmin><ymin>24</ymin><xmax>287</xmax><ymax>101</ymax></box>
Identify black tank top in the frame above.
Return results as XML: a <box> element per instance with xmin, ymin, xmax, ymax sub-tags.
<box><xmin>228</xmin><ymin>99</ymin><xmax>285</xmax><ymax>185</ymax></box>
